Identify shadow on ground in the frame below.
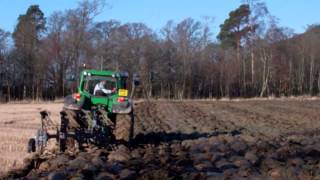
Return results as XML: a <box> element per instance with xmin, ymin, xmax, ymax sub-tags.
<box><xmin>132</xmin><ymin>129</ymin><xmax>242</xmax><ymax>146</ymax></box>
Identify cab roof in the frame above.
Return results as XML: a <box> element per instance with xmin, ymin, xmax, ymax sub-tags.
<box><xmin>81</xmin><ymin>69</ymin><xmax>128</xmax><ymax>78</ymax></box>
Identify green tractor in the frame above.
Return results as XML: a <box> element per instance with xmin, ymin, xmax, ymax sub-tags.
<box><xmin>28</xmin><ymin>69</ymin><xmax>139</xmax><ymax>153</ymax></box>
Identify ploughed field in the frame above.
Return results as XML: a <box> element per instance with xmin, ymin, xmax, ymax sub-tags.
<box><xmin>2</xmin><ymin>99</ymin><xmax>320</xmax><ymax>179</ymax></box>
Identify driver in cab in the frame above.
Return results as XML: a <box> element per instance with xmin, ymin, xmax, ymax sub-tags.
<box><xmin>93</xmin><ymin>80</ymin><xmax>116</xmax><ymax>96</ymax></box>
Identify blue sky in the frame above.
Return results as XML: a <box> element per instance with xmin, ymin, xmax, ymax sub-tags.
<box><xmin>0</xmin><ymin>0</ymin><xmax>319</xmax><ymax>36</ymax></box>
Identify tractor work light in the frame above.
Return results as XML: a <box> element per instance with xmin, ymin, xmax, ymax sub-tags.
<box><xmin>117</xmin><ymin>97</ymin><xmax>126</xmax><ymax>103</ymax></box>
<box><xmin>73</xmin><ymin>93</ymin><xmax>81</xmax><ymax>101</ymax></box>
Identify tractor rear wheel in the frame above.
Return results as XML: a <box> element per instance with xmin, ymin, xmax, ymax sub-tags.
<box><xmin>114</xmin><ymin>112</ymin><xmax>134</xmax><ymax>144</ymax></box>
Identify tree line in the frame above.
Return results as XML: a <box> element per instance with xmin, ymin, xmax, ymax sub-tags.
<box><xmin>0</xmin><ymin>0</ymin><xmax>320</xmax><ymax>101</ymax></box>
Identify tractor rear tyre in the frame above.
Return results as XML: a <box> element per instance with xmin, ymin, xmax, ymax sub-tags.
<box><xmin>114</xmin><ymin>112</ymin><xmax>134</xmax><ymax>144</ymax></box>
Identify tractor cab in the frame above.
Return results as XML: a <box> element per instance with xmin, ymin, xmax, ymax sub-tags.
<box><xmin>66</xmin><ymin>70</ymin><xmax>134</xmax><ymax>114</ymax></box>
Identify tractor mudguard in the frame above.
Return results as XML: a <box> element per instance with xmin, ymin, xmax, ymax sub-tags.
<box><xmin>112</xmin><ymin>101</ymin><xmax>132</xmax><ymax>114</ymax></box>
<box><xmin>63</xmin><ymin>95</ymin><xmax>84</xmax><ymax>110</ymax></box>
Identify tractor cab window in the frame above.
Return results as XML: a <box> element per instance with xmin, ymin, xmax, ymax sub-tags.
<box><xmin>83</xmin><ymin>75</ymin><xmax>116</xmax><ymax>96</ymax></box>
<box><xmin>119</xmin><ymin>77</ymin><xmax>128</xmax><ymax>89</ymax></box>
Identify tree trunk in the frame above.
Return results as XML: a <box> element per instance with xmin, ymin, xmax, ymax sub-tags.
<box><xmin>260</xmin><ymin>49</ymin><xmax>270</xmax><ymax>97</ymax></box>
<box><xmin>299</xmin><ymin>55</ymin><xmax>305</xmax><ymax>94</ymax></box>
<box><xmin>317</xmin><ymin>71</ymin><xmax>320</xmax><ymax>95</ymax></box>
<box><xmin>251</xmin><ymin>51</ymin><xmax>255</xmax><ymax>84</ymax></box>
<box><xmin>236</xmin><ymin>40</ymin><xmax>241</xmax><ymax>96</ymax></box>
<box><xmin>260</xmin><ymin>66</ymin><xmax>269</xmax><ymax>97</ymax></box>
<box><xmin>6</xmin><ymin>83</ymin><xmax>10</xmax><ymax>102</ymax></box>
<box><xmin>289</xmin><ymin>58</ymin><xmax>293</xmax><ymax>95</ymax></box>
<box><xmin>309</xmin><ymin>55</ymin><xmax>314</xmax><ymax>95</ymax></box>
<box><xmin>243</xmin><ymin>58</ymin><xmax>246</xmax><ymax>96</ymax></box>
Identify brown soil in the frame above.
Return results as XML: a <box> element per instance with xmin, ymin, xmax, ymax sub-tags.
<box><xmin>2</xmin><ymin>99</ymin><xmax>320</xmax><ymax>179</ymax></box>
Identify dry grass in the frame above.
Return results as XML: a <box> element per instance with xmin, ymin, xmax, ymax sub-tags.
<box><xmin>152</xmin><ymin>95</ymin><xmax>320</xmax><ymax>102</ymax></box>
<box><xmin>4</xmin><ymin>98</ymin><xmax>64</xmax><ymax>104</ymax></box>
<box><xmin>0</xmin><ymin>103</ymin><xmax>62</xmax><ymax>173</ymax></box>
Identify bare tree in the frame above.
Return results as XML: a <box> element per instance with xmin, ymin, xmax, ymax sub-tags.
<box><xmin>0</xmin><ymin>29</ymin><xmax>10</xmax><ymax>101</ymax></box>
